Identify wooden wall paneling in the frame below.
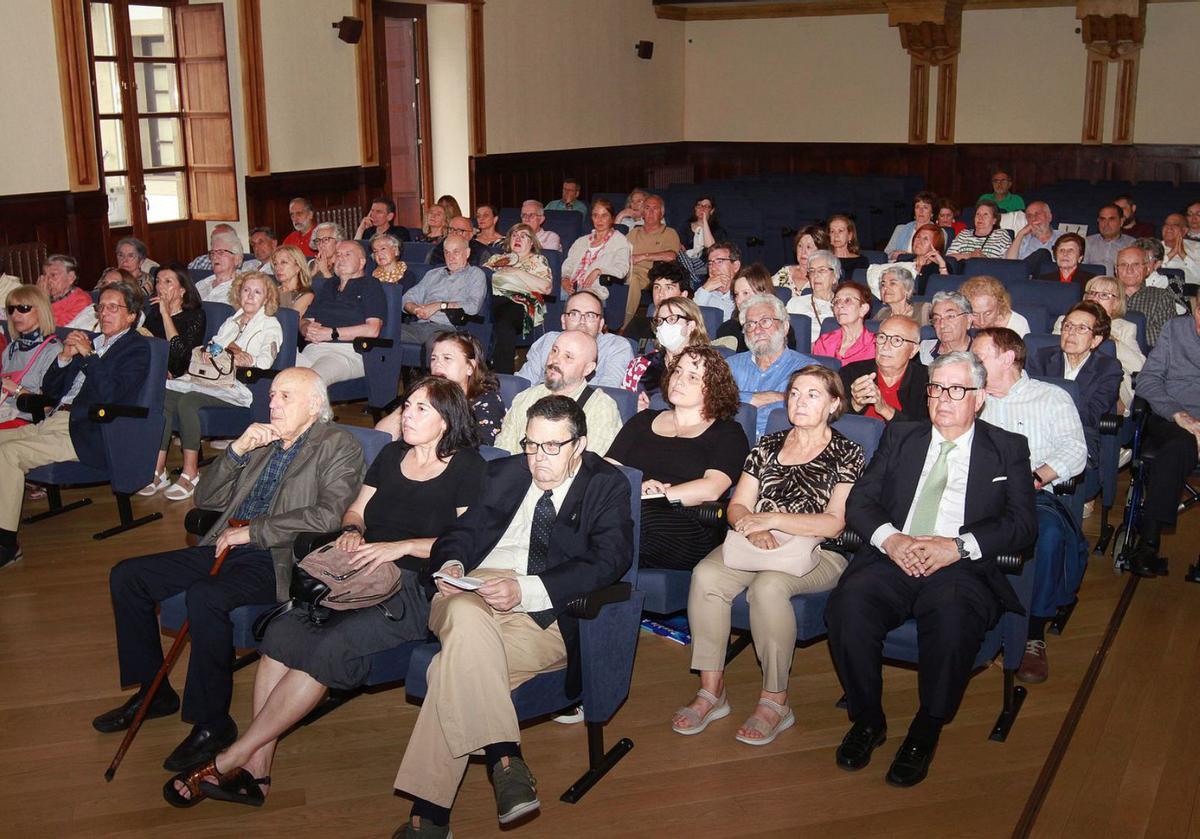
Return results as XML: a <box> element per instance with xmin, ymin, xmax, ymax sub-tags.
<box><xmin>0</xmin><ymin>190</ymin><xmax>115</xmax><ymax>287</ymax></box>
<box><xmin>245</xmin><ymin>165</ymin><xmax>386</xmax><ymax>242</ymax></box>
<box><xmin>935</xmin><ymin>58</ymin><xmax>958</xmax><ymax>144</ymax></box>
<box><xmin>888</xmin><ymin>1</ymin><xmax>962</xmax><ymax>145</ymax></box>
<box><xmin>1111</xmin><ymin>45</ymin><xmax>1140</xmax><ymax>145</ymax></box>
<box><xmin>237</xmin><ymin>0</ymin><xmax>270</xmax><ymax>176</ymax></box>
<box><xmin>355</xmin><ymin>0</ymin><xmax>380</xmax><ymax>167</ymax></box>
<box><xmin>1082</xmin><ymin>50</ymin><xmax>1109</xmax><ymax>143</ymax></box>
<box><xmin>468</xmin><ymin>0</ymin><xmax>487</xmax><ymax>159</ymax></box>
<box><xmin>51</xmin><ymin>0</ymin><xmax>101</xmax><ymax>191</ymax></box>
<box><xmin>908</xmin><ymin>59</ymin><xmax>930</xmax><ymax>145</ymax></box>
<box><xmin>1077</xmin><ymin>0</ymin><xmax>1147</xmax><ymax>144</ymax></box>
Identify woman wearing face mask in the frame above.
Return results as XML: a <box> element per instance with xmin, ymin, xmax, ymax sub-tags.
<box><xmin>607</xmin><ymin>346</ymin><xmax>749</xmax><ymax>571</ymax></box>
<box><xmin>716</xmin><ymin>264</ymin><xmax>797</xmax><ymax>353</ymax></box>
<box><xmin>623</xmin><ymin>296</ymin><xmax>710</xmax><ymax>397</ymax></box>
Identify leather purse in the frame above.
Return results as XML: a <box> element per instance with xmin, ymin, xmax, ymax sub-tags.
<box><xmin>187</xmin><ymin>346</ymin><xmax>236</xmax><ymax>386</ymax></box>
<box><xmin>252</xmin><ymin>541</ymin><xmax>403</xmax><ymax>640</ymax></box>
<box><xmin>722</xmin><ymin>529</ymin><xmax>824</xmax><ymax>578</ymax></box>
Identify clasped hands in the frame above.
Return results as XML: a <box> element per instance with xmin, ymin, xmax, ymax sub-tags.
<box><xmin>335</xmin><ymin>529</ymin><xmax>411</xmax><ymax>577</ymax></box>
<box><xmin>734</xmin><ymin>512</ymin><xmax>780</xmax><ymax>550</ymax></box>
<box><xmin>434</xmin><ymin>563</ymin><xmax>522</xmax><ymax>611</ymax></box>
<box><xmin>882</xmin><ymin>532</ymin><xmax>961</xmax><ymax>577</ymax></box>
<box><xmin>58</xmin><ymin>330</ymin><xmax>94</xmax><ymax>360</ymax></box>
<box><xmin>300</xmin><ymin>319</ymin><xmax>334</xmax><ymax>342</ymax></box>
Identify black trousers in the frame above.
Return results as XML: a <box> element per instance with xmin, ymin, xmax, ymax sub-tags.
<box><xmin>1142</xmin><ymin>414</ymin><xmax>1199</xmax><ymax>528</ymax></box>
<box><xmin>490</xmin><ymin>298</ymin><xmax>527</xmax><ymax>375</ymax></box>
<box><xmin>825</xmin><ymin>556</ymin><xmax>1001</xmax><ymax>728</ymax></box>
<box><xmin>108</xmin><ymin>545</ymin><xmax>277</xmax><ymax>727</ymax></box>
<box><xmin>638</xmin><ymin>501</ymin><xmax>723</xmax><ymax>570</ymax></box>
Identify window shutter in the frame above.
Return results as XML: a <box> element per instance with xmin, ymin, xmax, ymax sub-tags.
<box><xmin>176</xmin><ymin>3</ymin><xmax>237</xmax><ymax>220</ymax></box>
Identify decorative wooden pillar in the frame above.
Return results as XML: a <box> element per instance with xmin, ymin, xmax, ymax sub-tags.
<box><xmin>1077</xmin><ymin>0</ymin><xmax>1145</xmax><ymax>144</ymax></box>
<box><xmin>355</xmin><ymin>0</ymin><xmax>380</xmax><ymax>167</ymax></box>
<box><xmin>238</xmin><ymin>0</ymin><xmax>270</xmax><ymax>176</ymax></box>
<box><xmin>468</xmin><ymin>0</ymin><xmax>486</xmax><ymax>157</ymax></box>
<box><xmin>887</xmin><ymin>1</ymin><xmax>962</xmax><ymax>145</ymax></box>
<box><xmin>50</xmin><ymin>0</ymin><xmax>100</xmax><ymax>191</ymax></box>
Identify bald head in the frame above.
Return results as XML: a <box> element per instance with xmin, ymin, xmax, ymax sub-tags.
<box><xmin>876</xmin><ymin>315</ymin><xmax>921</xmax><ymax>373</ymax></box>
<box><xmin>544</xmin><ymin>330</ymin><xmax>598</xmax><ymax>392</ymax></box>
<box><xmin>269</xmin><ymin>367</ymin><xmax>330</xmax><ymax>442</ymax></box>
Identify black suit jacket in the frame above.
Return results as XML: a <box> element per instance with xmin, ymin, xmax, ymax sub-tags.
<box><xmin>429</xmin><ymin>451</ymin><xmax>633</xmax><ymax>697</ymax></box>
<box><xmin>40</xmin><ymin>330</ymin><xmax>151</xmax><ymax>469</ymax></box>
<box><xmin>843</xmin><ymin>419</ymin><xmax>1037</xmax><ymax>613</ymax></box>
<box><xmin>1026</xmin><ymin>345</ymin><xmax>1122</xmax><ymax>459</ymax></box>
<box><xmin>839</xmin><ymin>359</ymin><xmax>929</xmax><ymax>423</ymax></box>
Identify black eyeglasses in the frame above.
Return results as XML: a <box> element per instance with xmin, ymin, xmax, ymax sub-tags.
<box><xmin>6</xmin><ymin>304</ymin><xmax>33</xmax><ymax>315</ymax></box>
<box><xmin>519</xmin><ymin>437</ymin><xmax>578</xmax><ymax>456</ymax></box>
<box><xmin>875</xmin><ymin>332</ymin><xmax>917</xmax><ymax>348</ymax></box>
<box><xmin>650</xmin><ymin>314</ymin><xmax>692</xmax><ymax>328</ymax></box>
<box><xmin>926</xmin><ymin>383</ymin><xmax>980</xmax><ymax>401</ymax></box>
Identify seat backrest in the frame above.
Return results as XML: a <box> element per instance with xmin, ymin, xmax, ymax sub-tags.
<box><xmin>734</xmin><ymin>402</ymin><xmax>758</xmax><ymax>447</ymax></box>
<box><xmin>543</xmin><ymin>210</ymin><xmax>583</xmax><ymax>247</ymax></box>
<box><xmin>1022</xmin><ymin>333</ymin><xmax>1059</xmax><ymax>362</ymax></box>
<box><xmin>616</xmin><ymin>464</ymin><xmax>642</xmax><ymax>587</ymax></box>
<box><xmin>1122</xmin><ymin>309</ymin><xmax>1150</xmax><ymax>354</ymax></box>
<box><xmin>543</xmin><ymin>250</ymin><xmax>563</xmax><ymax>300</ymax></box>
<box><xmin>812</xmin><ymin>355</ymin><xmax>842</xmax><ymax>371</ymax></box>
<box><xmin>339</xmin><ymin>424</ymin><xmax>391</xmax><ymax>466</ymax></box>
<box><xmin>603</xmin><ymin>284</ymin><xmax>628</xmax><ymax>333</ymax></box>
<box><xmin>1019</xmin><ymin>302</ymin><xmax>1051</xmax><ymax>335</ymax></box>
<box><xmin>788</xmin><ymin>313</ymin><xmax>812</xmax><ymax>354</ymax></box>
<box><xmin>106</xmin><ymin>337</ymin><xmax>170</xmax><ymax>494</ymax></box>
<box><xmin>480</xmin><ymin>444</ymin><xmax>509</xmax><ymax>462</ymax></box>
<box><xmin>497</xmin><ymin>373</ymin><xmax>531</xmax><ymax>409</ymax></box>
<box><xmin>772</xmin><ymin>286</ymin><xmax>790</xmax><ymax>305</ymax></box>
<box><xmin>860</xmin><ymin>249</ymin><xmax>887</xmax><ymax>265</ymax></box>
<box><xmin>1008</xmin><ymin>279</ymin><xmax>1082</xmax><ymax>320</ymax></box>
<box><xmin>597</xmin><ymin>385</ymin><xmax>637</xmax><ymax>423</ymax></box>
<box><xmin>1030</xmin><ymin>375</ymin><xmax>1085</xmax><ymax>426</ymax></box>
<box><xmin>201</xmin><ymin>302</ymin><xmax>234</xmax><ymax>344</ymax></box>
<box><xmin>402</xmin><ymin>262</ymin><xmax>435</xmax><ymax>288</ymax></box>
<box><xmin>924</xmin><ymin>275</ymin><xmax>960</xmax><ymax>299</ymax></box>
<box><xmin>963</xmin><ymin>258</ymin><xmax>1032</xmax><ymax>285</ymax></box>
<box><xmin>247</xmin><ymin>308</ymin><xmax>300</xmax><ymax>423</ymax></box>
<box><xmin>1080</xmin><ymin>262</ymin><xmax>1106</xmax><ymax>277</ymax></box>
<box><xmin>763</xmin><ymin>407</ymin><xmax>884</xmax><ymax>463</ymax></box>
<box><xmin>402</xmin><ymin>241</ymin><xmax>434</xmax><ymax>265</ymax></box>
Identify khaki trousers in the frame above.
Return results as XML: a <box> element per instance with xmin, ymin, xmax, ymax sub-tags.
<box><xmin>295</xmin><ymin>342</ymin><xmax>364</xmax><ymax>385</ymax></box>
<box><xmin>688</xmin><ymin>545</ymin><xmax>847</xmax><ymax>692</ymax></box>
<box><xmin>393</xmin><ymin>569</ymin><xmax>567</xmax><ymax>808</ymax></box>
<box><xmin>0</xmin><ymin>412</ymin><xmax>78</xmax><ymax>530</ymax></box>
<box><xmin>623</xmin><ymin>263</ymin><xmax>652</xmax><ymax>328</ymax></box>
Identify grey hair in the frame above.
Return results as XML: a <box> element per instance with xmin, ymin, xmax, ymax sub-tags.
<box><xmin>211</xmin><ymin>229</ymin><xmax>244</xmax><ymax>258</ymax></box>
<box><xmin>741</xmin><ymin>292</ymin><xmax>789</xmax><ymax>326</ymax></box>
<box><xmin>930</xmin><ymin>350</ymin><xmax>987</xmax><ymax>389</ymax></box>
<box><xmin>369</xmin><ymin>232</ymin><xmax>402</xmax><ymax>252</ymax></box>
<box><xmin>880</xmin><ymin>265</ymin><xmax>915</xmax><ymax>297</ymax></box>
<box><xmin>311</xmin><ymin>375</ymin><xmax>333</xmax><ymax>423</ymax></box>
<box><xmin>44</xmin><ymin>253</ymin><xmax>78</xmax><ymax>274</ymax></box>
<box><xmin>521</xmin><ymin>199</ymin><xmax>545</xmax><ymax>216</ymax></box>
<box><xmin>809</xmin><ymin>249</ymin><xmax>843</xmax><ymax>281</ymax></box>
<box><xmin>116</xmin><ymin>236</ymin><xmax>147</xmax><ymax>259</ymax></box>
<box><xmin>309</xmin><ymin>221</ymin><xmax>345</xmax><ymax>249</ymax></box>
<box><xmin>1133</xmin><ymin>237</ymin><xmax>1165</xmax><ymax>262</ymax></box>
<box><xmin>930</xmin><ymin>289</ymin><xmax>973</xmax><ymax>314</ymax></box>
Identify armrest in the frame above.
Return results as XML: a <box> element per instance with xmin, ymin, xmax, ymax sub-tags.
<box><xmin>238</xmin><ymin>366</ymin><xmax>279</xmax><ymax>384</ymax></box>
<box><xmin>566</xmin><ymin>581</ymin><xmax>632</xmax><ymax>620</ymax></box>
<box><xmin>353</xmin><ymin>336</ymin><xmax>394</xmax><ymax>353</ymax></box>
<box><xmin>184</xmin><ymin>507</ymin><xmax>223</xmax><ymax>537</ymax></box>
<box><xmin>994</xmin><ymin>553</ymin><xmax>1028</xmax><ymax>575</ymax></box>
<box><xmin>16</xmin><ymin>392</ymin><xmax>56</xmax><ymax>423</ymax></box>
<box><xmin>1052</xmin><ymin>475</ymin><xmax>1080</xmax><ymax>496</ymax></box>
<box><xmin>598</xmin><ymin>274</ymin><xmax>625</xmax><ymax>287</ymax></box>
<box><xmin>822</xmin><ymin>529</ymin><xmax>864</xmax><ymax>554</ymax></box>
<box><xmin>1098</xmin><ymin>412</ymin><xmax>1123</xmax><ymax>435</ymax></box>
<box><xmin>89</xmin><ymin>403</ymin><xmax>149</xmax><ymax>422</ymax></box>
<box><xmin>692</xmin><ymin>501</ymin><xmax>728</xmax><ymax>529</ymax></box>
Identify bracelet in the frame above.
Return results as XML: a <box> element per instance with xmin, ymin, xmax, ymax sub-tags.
<box><xmin>341</xmin><ymin>524</ymin><xmax>364</xmax><ymax>535</ymax></box>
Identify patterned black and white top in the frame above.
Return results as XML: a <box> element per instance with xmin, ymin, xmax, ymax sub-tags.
<box><xmin>743</xmin><ymin>428</ymin><xmax>865</xmax><ymax>515</ymax></box>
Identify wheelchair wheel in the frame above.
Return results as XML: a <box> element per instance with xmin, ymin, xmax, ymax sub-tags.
<box><xmin>1111</xmin><ymin>526</ymin><xmax>1128</xmax><ymax>574</ymax></box>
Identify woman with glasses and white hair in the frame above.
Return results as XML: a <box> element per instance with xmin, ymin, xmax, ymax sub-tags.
<box><xmin>485</xmin><ymin>222</ymin><xmax>553</xmax><ymax>374</ymax></box>
<box><xmin>1053</xmin><ymin>275</ymin><xmax>1144</xmax><ymax>412</ymax></box>
<box><xmin>196</xmin><ymin>231</ymin><xmax>247</xmax><ymax>304</ymax></box>
<box><xmin>786</xmin><ymin>249</ymin><xmax>840</xmax><ymax>345</ymax></box>
<box><xmin>873</xmin><ymin>265</ymin><xmax>931</xmax><ymax>326</ymax></box>
<box><xmin>308</xmin><ymin>222</ymin><xmax>345</xmax><ymax>283</ymax></box>
<box><xmin>115</xmin><ymin>236</ymin><xmax>156</xmax><ymax>300</ymax></box>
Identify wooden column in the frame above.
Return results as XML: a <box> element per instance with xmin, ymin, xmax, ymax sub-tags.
<box><xmin>237</xmin><ymin>0</ymin><xmax>270</xmax><ymax>176</ymax></box>
<box><xmin>887</xmin><ymin>1</ymin><xmax>962</xmax><ymax>145</ymax></box>
<box><xmin>355</xmin><ymin>0</ymin><xmax>380</xmax><ymax>167</ymax></box>
<box><xmin>50</xmin><ymin>0</ymin><xmax>100</xmax><ymax>191</ymax></box>
<box><xmin>468</xmin><ymin>0</ymin><xmax>487</xmax><ymax>157</ymax></box>
<box><xmin>1077</xmin><ymin>0</ymin><xmax>1145</xmax><ymax>145</ymax></box>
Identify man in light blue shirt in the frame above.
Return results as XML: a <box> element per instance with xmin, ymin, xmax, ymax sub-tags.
<box><xmin>1005</xmin><ymin>201</ymin><xmax>1062</xmax><ymax>261</ymax></box>
<box><xmin>517</xmin><ymin>289</ymin><xmax>633</xmax><ymax>388</ymax></box>
<box><xmin>728</xmin><ymin>294</ymin><xmax>816</xmax><ymax>436</ymax></box>
<box><xmin>401</xmin><ymin>235</ymin><xmax>487</xmax><ymax>345</ymax></box>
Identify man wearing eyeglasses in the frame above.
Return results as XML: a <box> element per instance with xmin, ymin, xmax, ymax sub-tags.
<box><xmin>972</xmin><ymin>327</ymin><xmax>1087</xmax><ymax>686</ymax></box>
<box><xmin>1116</xmin><ymin>244</ymin><xmax>1177</xmax><ymax>346</ymax></box>
<box><xmin>545</xmin><ymin>178</ymin><xmax>588</xmax><ymax>218</ymax></box>
<box><xmin>976</xmin><ymin>170</ymin><xmax>1025</xmax><ymax>213</ymax></box>
<box><xmin>195</xmin><ymin>230</ymin><xmax>251</xmax><ymax>304</ymax></box>
<box><xmin>520</xmin><ymin>200</ymin><xmax>561</xmax><ymax>252</ymax></box>
<box><xmin>394</xmin><ymin>395</ymin><xmax>632</xmax><ymax>836</ymax></box>
<box><xmin>429</xmin><ymin>216</ymin><xmax>491</xmax><ymax>268</ymax></box>
<box><xmin>0</xmin><ymin>285</ymin><xmax>149</xmax><ymax>568</ymax></box>
<box><xmin>498</xmin><ymin>330</ymin><xmax>622</xmax><ymax>456</ymax></box>
<box><xmin>694</xmin><ymin>242</ymin><xmax>740</xmax><ymax>321</ymax></box>
<box><xmin>728</xmin><ymin>294</ymin><xmax>816</xmax><ymax>437</ymax></box>
<box><xmin>37</xmin><ymin>254</ymin><xmax>92</xmax><ymax>327</ymax></box>
<box><xmin>839</xmin><ymin>316</ymin><xmax>929</xmax><ymax>423</ymax></box>
<box><xmin>516</xmin><ymin>289</ymin><xmax>633</xmax><ymax>389</ymax></box>
<box><xmin>826</xmin><ymin>351</ymin><xmax>1037</xmax><ymax>788</ymax></box>
<box><xmin>918</xmin><ymin>291</ymin><xmax>974</xmax><ymax>365</ymax></box>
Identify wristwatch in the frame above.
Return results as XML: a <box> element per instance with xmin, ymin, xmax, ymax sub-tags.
<box><xmin>953</xmin><ymin>536</ymin><xmax>970</xmax><ymax>561</ymax></box>
<box><xmin>330</xmin><ymin>327</ymin><xmax>340</xmax><ymax>342</ymax></box>
<box><xmin>341</xmin><ymin>524</ymin><xmax>364</xmax><ymax>535</ymax></box>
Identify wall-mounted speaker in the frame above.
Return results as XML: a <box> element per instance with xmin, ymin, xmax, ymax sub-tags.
<box><xmin>635</xmin><ymin>40</ymin><xmax>654</xmax><ymax>60</ymax></box>
<box><xmin>333</xmin><ymin>16</ymin><xmax>364</xmax><ymax>45</ymax></box>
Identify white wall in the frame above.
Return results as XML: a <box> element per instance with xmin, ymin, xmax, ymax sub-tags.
<box><xmin>483</xmin><ymin>0</ymin><xmax>685</xmax><ymax>153</ymax></box>
<box><xmin>1136</xmin><ymin>2</ymin><xmax>1200</xmax><ymax>144</ymax></box>
<box><xmin>680</xmin><ymin>14</ymin><xmax>909</xmax><ymax>142</ymax></box>
<box><xmin>427</xmin><ymin>3</ymin><xmax>471</xmax><ymax>209</ymax></box>
<box><xmin>259</xmin><ymin>0</ymin><xmax>360</xmax><ymax>172</ymax></box>
<box><xmin>0</xmin><ymin>0</ymin><xmax>69</xmax><ymax>195</ymax></box>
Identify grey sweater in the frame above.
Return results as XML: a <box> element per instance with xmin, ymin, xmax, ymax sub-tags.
<box><xmin>1135</xmin><ymin>315</ymin><xmax>1200</xmax><ymax>418</ymax></box>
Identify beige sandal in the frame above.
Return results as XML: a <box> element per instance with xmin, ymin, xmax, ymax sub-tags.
<box><xmin>735</xmin><ymin>697</ymin><xmax>795</xmax><ymax>746</ymax></box>
<box><xmin>164</xmin><ymin>473</ymin><xmax>200</xmax><ymax>501</ymax></box>
<box><xmin>671</xmin><ymin>688</ymin><xmax>730</xmax><ymax>735</ymax></box>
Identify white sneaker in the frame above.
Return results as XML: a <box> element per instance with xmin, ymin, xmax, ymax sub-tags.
<box><xmin>137</xmin><ymin>470</ymin><xmax>171</xmax><ymax>497</ymax></box>
<box><xmin>552</xmin><ymin>705</ymin><xmax>584</xmax><ymax>724</ymax></box>
<box><xmin>163</xmin><ymin>473</ymin><xmax>200</xmax><ymax>501</ymax></box>
<box><xmin>1119</xmin><ymin>447</ymin><xmax>1132</xmax><ymax>468</ymax></box>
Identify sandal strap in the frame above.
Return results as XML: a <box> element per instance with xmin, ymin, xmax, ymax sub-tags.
<box><xmin>696</xmin><ymin>688</ymin><xmax>725</xmax><ymax>707</ymax></box>
<box><xmin>757</xmin><ymin>697</ymin><xmax>790</xmax><ymax>716</ymax></box>
<box><xmin>740</xmin><ymin>714</ymin><xmax>773</xmax><ymax>737</ymax></box>
<box><xmin>179</xmin><ymin>758</ymin><xmax>220</xmax><ymax>796</ymax></box>
<box><xmin>673</xmin><ymin>705</ymin><xmax>703</xmax><ymax>727</ymax></box>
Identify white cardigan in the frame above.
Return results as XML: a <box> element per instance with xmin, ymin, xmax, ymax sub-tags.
<box><xmin>166</xmin><ymin>307</ymin><xmax>283</xmax><ymax>407</ymax></box>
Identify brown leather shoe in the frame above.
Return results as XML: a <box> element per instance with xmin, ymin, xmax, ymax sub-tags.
<box><xmin>1016</xmin><ymin>640</ymin><xmax>1049</xmax><ymax>684</ymax></box>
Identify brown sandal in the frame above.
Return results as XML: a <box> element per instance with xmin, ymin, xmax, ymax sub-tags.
<box><xmin>162</xmin><ymin>758</ymin><xmax>221</xmax><ymax>808</ymax></box>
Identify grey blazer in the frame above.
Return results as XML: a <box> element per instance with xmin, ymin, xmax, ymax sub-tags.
<box><xmin>195</xmin><ymin>421</ymin><xmax>365</xmax><ymax>601</ymax></box>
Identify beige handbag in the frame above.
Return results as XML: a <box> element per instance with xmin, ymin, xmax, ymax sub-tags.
<box><xmin>187</xmin><ymin>346</ymin><xmax>236</xmax><ymax>386</ymax></box>
<box><xmin>722</xmin><ymin>529</ymin><xmax>824</xmax><ymax>578</ymax></box>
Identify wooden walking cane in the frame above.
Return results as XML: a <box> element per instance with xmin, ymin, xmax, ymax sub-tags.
<box><xmin>104</xmin><ymin>519</ymin><xmax>249</xmax><ymax>781</ymax></box>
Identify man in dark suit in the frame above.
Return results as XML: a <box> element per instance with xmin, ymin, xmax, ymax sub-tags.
<box><xmin>840</xmin><ymin>315</ymin><xmax>929</xmax><ymax>423</ymax></box>
<box><xmin>825</xmin><ymin>351</ymin><xmax>1037</xmax><ymax>788</ymax></box>
<box><xmin>393</xmin><ymin>395</ymin><xmax>633</xmax><ymax>838</ymax></box>
<box><xmin>1025</xmin><ymin>300</ymin><xmax>1123</xmax><ymax>462</ymax></box>
<box><xmin>0</xmin><ymin>284</ymin><xmax>149</xmax><ymax>566</ymax></box>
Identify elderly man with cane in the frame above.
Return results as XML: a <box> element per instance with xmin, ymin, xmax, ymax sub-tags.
<box><xmin>93</xmin><ymin>368</ymin><xmax>363</xmax><ymax>779</ymax></box>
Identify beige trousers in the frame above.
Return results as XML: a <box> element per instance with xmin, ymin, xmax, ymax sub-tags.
<box><xmin>393</xmin><ymin>569</ymin><xmax>567</xmax><ymax>808</ymax></box>
<box><xmin>295</xmin><ymin>341</ymin><xmax>364</xmax><ymax>385</ymax></box>
<box><xmin>688</xmin><ymin>545</ymin><xmax>847</xmax><ymax>692</ymax></box>
<box><xmin>0</xmin><ymin>412</ymin><xmax>78</xmax><ymax>530</ymax></box>
<box><xmin>623</xmin><ymin>263</ymin><xmax>652</xmax><ymax>328</ymax></box>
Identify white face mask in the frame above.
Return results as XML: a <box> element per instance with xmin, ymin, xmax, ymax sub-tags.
<box><xmin>656</xmin><ymin>320</ymin><xmax>687</xmax><ymax>352</ymax></box>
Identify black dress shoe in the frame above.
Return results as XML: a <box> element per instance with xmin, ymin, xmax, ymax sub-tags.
<box><xmin>0</xmin><ymin>542</ymin><xmax>22</xmax><ymax>570</ymax></box>
<box><xmin>92</xmin><ymin>687</ymin><xmax>180</xmax><ymax>733</ymax></box>
<box><xmin>885</xmin><ymin>736</ymin><xmax>937</xmax><ymax>787</ymax></box>
<box><xmin>1126</xmin><ymin>543</ymin><xmax>1165</xmax><ymax>578</ymax></box>
<box><xmin>835</xmin><ymin>721</ymin><xmax>887</xmax><ymax>771</ymax></box>
<box><xmin>162</xmin><ymin>718</ymin><xmax>238</xmax><ymax>772</ymax></box>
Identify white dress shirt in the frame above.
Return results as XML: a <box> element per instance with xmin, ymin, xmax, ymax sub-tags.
<box><xmin>870</xmin><ymin>424</ymin><xmax>983</xmax><ymax>560</ymax></box>
<box><xmin>980</xmin><ymin>372</ymin><xmax>1087</xmax><ymax>489</ymax></box>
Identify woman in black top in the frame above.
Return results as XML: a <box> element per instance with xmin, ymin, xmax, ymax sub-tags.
<box><xmin>608</xmin><ymin>346</ymin><xmax>749</xmax><ymax>570</ymax></box>
<box><xmin>166</xmin><ymin>377</ymin><xmax>483</xmax><ymax>809</ymax></box>
<box><xmin>143</xmin><ymin>262</ymin><xmax>205</xmax><ymax>378</ymax></box>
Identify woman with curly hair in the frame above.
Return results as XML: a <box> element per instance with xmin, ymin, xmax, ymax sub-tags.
<box><xmin>607</xmin><ymin>345</ymin><xmax>749</xmax><ymax>570</ymax></box>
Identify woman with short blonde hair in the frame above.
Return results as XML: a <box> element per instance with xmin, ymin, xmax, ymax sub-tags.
<box><xmin>0</xmin><ymin>285</ymin><xmax>60</xmax><ymax>428</ymax></box>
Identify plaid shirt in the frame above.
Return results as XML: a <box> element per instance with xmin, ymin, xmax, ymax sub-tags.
<box><xmin>230</xmin><ymin>427</ymin><xmax>311</xmax><ymax>522</ymax></box>
<box><xmin>1126</xmin><ymin>285</ymin><xmax>1178</xmax><ymax>347</ymax></box>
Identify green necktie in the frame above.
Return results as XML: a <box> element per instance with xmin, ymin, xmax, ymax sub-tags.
<box><xmin>909</xmin><ymin>441</ymin><xmax>956</xmax><ymax>537</ymax></box>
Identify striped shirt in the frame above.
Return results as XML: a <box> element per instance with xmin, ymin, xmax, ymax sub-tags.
<box><xmin>979</xmin><ymin>372</ymin><xmax>1086</xmax><ymax>489</ymax></box>
<box><xmin>947</xmin><ymin>228</ymin><xmax>1013</xmax><ymax>258</ymax></box>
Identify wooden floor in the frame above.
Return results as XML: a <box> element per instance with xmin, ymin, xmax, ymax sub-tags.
<box><xmin>1</xmin><ymin>444</ymin><xmax>1198</xmax><ymax>838</ymax></box>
